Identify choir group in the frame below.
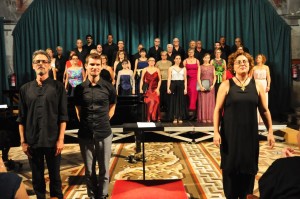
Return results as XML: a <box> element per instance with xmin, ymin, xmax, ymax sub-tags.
<box><xmin>48</xmin><ymin>34</ymin><xmax>271</xmax><ymax>123</ymax></box>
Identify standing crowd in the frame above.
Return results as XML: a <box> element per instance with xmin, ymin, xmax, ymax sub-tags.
<box><xmin>3</xmin><ymin>33</ymin><xmax>297</xmax><ymax>199</ymax></box>
<box><xmin>45</xmin><ymin>34</ymin><xmax>271</xmax><ymax>124</ymax></box>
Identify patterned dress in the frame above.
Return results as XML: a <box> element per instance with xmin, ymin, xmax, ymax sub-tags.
<box><xmin>197</xmin><ymin>65</ymin><xmax>215</xmax><ymax>122</ymax></box>
<box><xmin>185</xmin><ymin>60</ymin><xmax>198</xmax><ymax>110</ymax></box>
<box><xmin>211</xmin><ymin>58</ymin><xmax>225</xmax><ymax>93</ymax></box>
<box><xmin>143</xmin><ymin>71</ymin><xmax>160</xmax><ymax>121</ymax></box>
<box><xmin>67</xmin><ymin>67</ymin><xmax>83</xmax><ymax>96</ymax></box>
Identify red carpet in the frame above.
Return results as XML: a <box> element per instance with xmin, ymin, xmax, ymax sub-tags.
<box><xmin>111</xmin><ymin>179</ymin><xmax>188</xmax><ymax>199</ymax></box>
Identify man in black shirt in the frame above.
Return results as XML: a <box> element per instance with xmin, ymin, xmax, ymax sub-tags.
<box><xmin>148</xmin><ymin>38</ymin><xmax>163</xmax><ymax>62</ymax></box>
<box><xmin>210</xmin><ymin>41</ymin><xmax>227</xmax><ymax>60</ymax></box>
<box><xmin>172</xmin><ymin>37</ymin><xmax>185</xmax><ymax>60</ymax></box>
<box><xmin>231</xmin><ymin>37</ymin><xmax>249</xmax><ymax>53</ymax></box>
<box><xmin>54</xmin><ymin>46</ymin><xmax>67</xmax><ymax>83</ymax></box>
<box><xmin>102</xmin><ymin>34</ymin><xmax>118</xmax><ymax>66</ymax></box>
<box><xmin>112</xmin><ymin>40</ymin><xmax>129</xmax><ymax>64</ymax></box>
<box><xmin>83</xmin><ymin>34</ymin><xmax>97</xmax><ymax>53</ymax></box>
<box><xmin>219</xmin><ymin>36</ymin><xmax>231</xmax><ymax>61</ymax></box>
<box><xmin>74</xmin><ymin>53</ymin><xmax>117</xmax><ymax>199</ymax></box>
<box><xmin>17</xmin><ymin>50</ymin><xmax>68</xmax><ymax>199</ymax></box>
<box><xmin>74</xmin><ymin>39</ymin><xmax>89</xmax><ymax>65</ymax></box>
<box><xmin>194</xmin><ymin>40</ymin><xmax>207</xmax><ymax>64</ymax></box>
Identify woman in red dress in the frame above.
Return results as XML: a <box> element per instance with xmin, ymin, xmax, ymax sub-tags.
<box><xmin>140</xmin><ymin>57</ymin><xmax>162</xmax><ymax>122</ymax></box>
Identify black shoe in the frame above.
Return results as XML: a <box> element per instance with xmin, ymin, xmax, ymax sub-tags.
<box><xmin>127</xmin><ymin>155</ymin><xmax>137</xmax><ymax>163</ymax></box>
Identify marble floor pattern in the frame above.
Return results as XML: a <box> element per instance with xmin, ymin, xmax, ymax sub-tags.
<box><xmin>2</xmin><ymin>140</ymin><xmax>299</xmax><ymax>199</ymax></box>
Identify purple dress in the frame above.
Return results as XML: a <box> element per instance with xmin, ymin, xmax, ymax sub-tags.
<box><xmin>197</xmin><ymin>64</ymin><xmax>215</xmax><ymax>122</ymax></box>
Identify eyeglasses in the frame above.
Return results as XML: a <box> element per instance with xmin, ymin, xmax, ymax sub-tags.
<box><xmin>234</xmin><ymin>60</ymin><xmax>248</xmax><ymax>65</ymax></box>
<box><xmin>33</xmin><ymin>60</ymin><xmax>49</xmax><ymax>64</ymax></box>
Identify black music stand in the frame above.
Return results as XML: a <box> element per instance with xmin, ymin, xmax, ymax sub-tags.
<box><xmin>123</xmin><ymin>122</ymin><xmax>164</xmax><ymax>180</ymax></box>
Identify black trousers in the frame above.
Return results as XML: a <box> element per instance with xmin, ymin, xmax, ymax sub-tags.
<box><xmin>222</xmin><ymin>172</ymin><xmax>255</xmax><ymax>199</ymax></box>
<box><xmin>29</xmin><ymin>147</ymin><xmax>63</xmax><ymax>199</ymax></box>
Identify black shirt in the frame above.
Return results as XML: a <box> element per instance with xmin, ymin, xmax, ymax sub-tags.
<box><xmin>83</xmin><ymin>43</ymin><xmax>97</xmax><ymax>53</ymax></box>
<box><xmin>172</xmin><ymin>46</ymin><xmax>185</xmax><ymax>60</ymax></box>
<box><xmin>220</xmin><ymin>44</ymin><xmax>231</xmax><ymax>61</ymax></box>
<box><xmin>17</xmin><ymin>78</ymin><xmax>68</xmax><ymax>148</ymax></box>
<box><xmin>194</xmin><ymin>48</ymin><xmax>207</xmax><ymax>65</ymax></box>
<box><xmin>102</xmin><ymin>43</ymin><xmax>118</xmax><ymax>66</ymax></box>
<box><xmin>231</xmin><ymin>45</ymin><xmax>249</xmax><ymax>53</ymax></box>
<box><xmin>73</xmin><ymin>48</ymin><xmax>89</xmax><ymax>65</ymax></box>
<box><xmin>131</xmin><ymin>52</ymin><xmax>140</xmax><ymax>66</ymax></box>
<box><xmin>259</xmin><ymin>157</ymin><xmax>300</xmax><ymax>199</ymax></box>
<box><xmin>148</xmin><ymin>46</ymin><xmax>163</xmax><ymax>62</ymax></box>
<box><xmin>54</xmin><ymin>54</ymin><xmax>67</xmax><ymax>82</ymax></box>
<box><xmin>0</xmin><ymin>173</ymin><xmax>22</xmax><ymax>199</ymax></box>
<box><xmin>74</xmin><ymin>79</ymin><xmax>117</xmax><ymax>140</ymax></box>
<box><xmin>167</xmin><ymin>53</ymin><xmax>175</xmax><ymax>65</ymax></box>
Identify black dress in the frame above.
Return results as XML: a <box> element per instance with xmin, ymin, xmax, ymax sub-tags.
<box><xmin>220</xmin><ymin>78</ymin><xmax>259</xmax><ymax>175</ymax></box>
<box><xmin>100</xmin><ymin>69</ymin><xmax>112</xmax><ymax>83</ymax></box>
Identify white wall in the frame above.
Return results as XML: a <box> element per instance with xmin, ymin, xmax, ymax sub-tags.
<box><xmin>291</xmin><ymin>25</ymin><xmax>300</xmax><ymax>59</ymax></box>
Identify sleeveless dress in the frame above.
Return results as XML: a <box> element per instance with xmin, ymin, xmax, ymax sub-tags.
<box><xmin>185</xmin><ymin>60</ymin><xmax>198</xmax><ymax>110</ymax></box>
<box><xmin>169</xmin><ymin>68</ymin><xmax>188</xmax><ymax>120</ymax></box>
<box><xmin>100</xmin><ymin>69</ymin><xmax>112</xmax><ymax>83</ymax></box>
<box><xmin>67</xmin><ymin>67</ymin><xmax>84</xmax><ymax>96</ymax></box>
<box><xmin>119</xmin><ymin>75</ymin><xmax>132</xmax><ymax>95</ymax></box>
<box><xmin>197</xmin><ymin>65</ymin><xmax>215</xmax><ymax>122</ymax></box>
<box><xmin>136</xmin><ymin>59</ymin><xmax>149</xmax><ymax>94</ymax></box>
<box><xmin>212</xmin><ymin>58</ymin><xmax>225</xmax><ymax>94</ymax></box>
<box><xmin>143</xmin><ymin>71</ymin><xmax>160</xmax><ymax>121</ymax></box>
<box><xmin>253</xmin><ymin>68</ymin><xmax>268</xmax><ymax>123</ymax></box>
<box><xmin>220</xmin><ymin>78</ymin><xmax>259</xmax><ymax>175</ymax></box>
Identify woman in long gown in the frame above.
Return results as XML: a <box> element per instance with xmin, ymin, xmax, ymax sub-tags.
<box><xmin>167</xmin><ymin>55</ymin><xmax>188</xmax><ymax>123</ymax></box>
<box><xmin>197</xmin><ymin>53</ymin><xmax>216</xmax><ymax>123</ymax></box>
<box><xmin>140</xmin><ymin>57</ymin><xmax>161</xmax><ymax>122</ymax></box>
<box><xmin>184</xmin><ymin>48</ymin><xmax>200</xmax><ymax>120</ymax></box>
<box><xmin>250</xmin><ymin>54</ymin><xmax>271</xmax><ymax>123</ymax></box>
<box><xmin>116</xmin><ymin>60</ymin><xmax>135</xmax><ymax>95</ymax></box>
<box><xmin>134</xmin><ymin>48</ymin><xmax>148</xmax><ymax>95</ymax></box>
<box><xmin>213</xmin><ymin>51</ymin><xmax>275</xmax><ymax>198</ymax></box>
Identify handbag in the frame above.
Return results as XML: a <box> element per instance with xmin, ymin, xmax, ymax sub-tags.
<box><xmin>196</xmin><ymin>79</ymin><xmax>210</xmax><ymax>91</ymax></box>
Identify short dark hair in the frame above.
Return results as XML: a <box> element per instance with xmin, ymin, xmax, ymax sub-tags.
<box><xmin>139</xmin><ymin>48</ymin><xmax>147</xmax><ymax>53</ymax></box>
<box><xmin>86</xmin><ymin>34</ymin><xmax>93</xmax><ymax>39</ymax></box>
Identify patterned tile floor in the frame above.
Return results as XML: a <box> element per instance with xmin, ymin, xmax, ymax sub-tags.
<box><xmin>2</xmin><ymin>140</ymin><xmax>299</xmax><ymax>199</ymax></box>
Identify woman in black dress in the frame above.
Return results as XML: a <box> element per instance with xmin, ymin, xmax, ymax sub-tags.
<box><xmin>213</xmin><ymin>51</ymin><xmax>275</xmax><ymax>198</ymax></box>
